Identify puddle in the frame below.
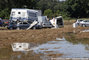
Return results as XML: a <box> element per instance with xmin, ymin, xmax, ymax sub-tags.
<box><xmin>0</xmin><ymin>43</ymin><xmax>41</xmax><ymax>60</ymax></box>
<box><xmin>0</xmin><ymin>48</ymin><xmax>11</xmax><ymax>59</ymax></box>
<box><xmin>31</xmin><ymin>38</ymin><xmax>89</xmax><ymax>58</ymax></box>
<box><xmin>0</xmin><ymin>48</ymin><xmax>42</xmax><ymax>60</ymax></box>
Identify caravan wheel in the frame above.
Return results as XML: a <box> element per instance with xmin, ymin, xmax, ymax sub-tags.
<box><xmin>82</xmin><ymin>24</ymin><xmax>86</xmax><ymax>27</ymax></box>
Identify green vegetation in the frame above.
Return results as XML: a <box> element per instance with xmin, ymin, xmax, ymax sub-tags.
<box><xmin>44</xmin><ymin>9</ymin><xmax>53</xmax><ymax>18</ymax></box>
<box><xmin>0</xmin><ymin>0</ymin><xmax>89</xmax><ymax>19</ymax></box>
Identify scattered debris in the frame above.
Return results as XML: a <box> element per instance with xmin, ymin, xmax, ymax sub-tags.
<box><xmin>26</xmin><ymin>20</ymin><xmax>38</xmax><ymax>30</ymax></box>
<box><xmin>80</xmin><ymin>29</ymin><xmax>89</xmax><ymax>33</ymax></box>
<box><xmin>9</xmin><ymin>8</ymin><xmax>64</xmax><ymax>30</ymax></box>
<box><xmin>56</xmin><ymin>37</ymin><xmax>65</xmax><ymax>41</ymax></box>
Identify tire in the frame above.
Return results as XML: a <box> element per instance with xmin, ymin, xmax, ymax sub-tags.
<box><xmin>82</xmin><ymin>24</ymin><xmax>86</xmax><ymax>27</ymax></box>
<box><xmin>38</xmin><ymin>26</ymin><xmax>42</xmax><ymax>29</ymax></box>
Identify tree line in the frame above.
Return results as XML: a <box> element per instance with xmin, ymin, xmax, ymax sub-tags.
<box><xmin>0</xmin><ymin>0</ymin><xmax>89</xmax><ymax>19</ymax></box>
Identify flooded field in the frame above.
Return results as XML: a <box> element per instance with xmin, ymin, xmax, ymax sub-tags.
<box><xmin>0</xmin><ymin>36</ymin><xmax>89</xmax><ymax>60</ymax></box>
<box><xmin>0</xmin><ymin>21</ymin><xmax>89</xmax><ymax>60</ymax></box>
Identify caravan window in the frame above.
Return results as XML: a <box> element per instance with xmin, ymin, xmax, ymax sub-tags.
<box><xmin>11</xmin><ymin>12</ymin><xmax>15</xmax><ymax>16</ymax></box>
<box><xmin>28</xmin><ymin>12</ymin><xmax>37</xmax><ymax>17</ymax></box>
<box><xmin>18</xmin><ymin>12</ymin><xmax>21</xmax><ymax>14</ymax></box>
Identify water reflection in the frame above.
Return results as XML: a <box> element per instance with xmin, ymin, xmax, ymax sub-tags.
<box><xmin>31</xmin><ymin>37</ymin><xmax>89</xmax><ymax>58</ymax></box>
<box><xmin>0</xmin><ymin>48</ymin><xmax>11</xmax><ymax>59</ymax></box>
<box><xmin>0</xmin><ymin>48</ymin><xmax>41</xmax><ymax>60</ymax></box>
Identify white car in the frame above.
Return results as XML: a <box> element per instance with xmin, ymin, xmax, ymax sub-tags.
<box><xmin>79</xmin><ymin>20</ymin><xmax>89</xmax><ymax>27</ymax></box>
<box><xmin>75</xmin><ymin>19</ymin><xmax>83</xmax><ymax>25</ymax></box>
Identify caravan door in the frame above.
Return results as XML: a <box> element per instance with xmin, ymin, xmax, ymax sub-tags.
<box><xmin>56</xmin><ymin>17</ymin><xmax>64</xmax><ymax>28</ymax></box>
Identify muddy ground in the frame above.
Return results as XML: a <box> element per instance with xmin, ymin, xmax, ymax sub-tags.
<box><xmin>0</xmin><ymin>20</ymin><xmax>89</xmax><ymax>48</ymax></box>
<box><xmin>0</xmin><ymin>20</ymin><xmax>89</xmax><ymax>60</ymax></box>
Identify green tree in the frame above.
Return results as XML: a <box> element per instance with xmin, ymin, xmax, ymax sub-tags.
<box><xmin>44</xmin><ymin>9</ymin><xmax>53</xmax><ymax>18</ymax></box>
<box><xmin>36</xmin><ymin>0</ymin><xmax>62</xmax><ymax>13</ymax></box>
<box><xmin>62</xmin><ymin>0</ymin><xmax>89</xmax><ymax>18</ymax></box>
<box><xmin>0</xmin><ymin>0</ymin><xmax>66</xmax><ymax>19</ymax></box>
<box><xmin>0</xmin><ymin>0</ymin><xmax>38</xmax><ymax>19</ymax></box>
<box><xmin>0</xmin><ymin>8</ymin><xmax>9</xmax><ymax>19</ymax></box>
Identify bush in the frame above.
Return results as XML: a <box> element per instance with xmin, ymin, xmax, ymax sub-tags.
<box><xmin>44</xmin><ymin>9</ymin><xmax>53</xmax><ymax>18</ymax></box>
<box><xmin>0</xmin><ymin>8</ymin><xmax>10</xmax><ymax>19</ymax></box>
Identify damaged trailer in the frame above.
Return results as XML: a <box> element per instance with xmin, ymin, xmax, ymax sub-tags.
<box><xmin>10</xmin><ymin>8</ymin><xmax>41</xmax><ymax>21</ymax></box>
<box><xmin>8</xmin><ymin>8</ymin><xmax>64</xmax><ymax>30</ymax></box>
<box><xmin>8</xmin><ymin>8</ymin><xmax>42</xmax><ymax>29</ymax></box>
<box><xmin>50</xmin><ymin>16</ymin><xmax>64</xmax><ymax>28</ymax></box>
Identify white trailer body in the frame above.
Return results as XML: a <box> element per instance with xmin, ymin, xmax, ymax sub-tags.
<box><xmin>10</xmin><ymin>8</ymin><xmax>42</xmax><ymax>21</ymax></box>
<box><xmin>50</xmin><ymin>16</ymin><xmax>64</xmax><ymax>28</ymax></box>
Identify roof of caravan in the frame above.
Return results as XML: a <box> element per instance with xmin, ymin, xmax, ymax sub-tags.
<box><xmin>12</xmin><ymin>8</ymin><xmax>41</xmax><ymax>12</ymax></box>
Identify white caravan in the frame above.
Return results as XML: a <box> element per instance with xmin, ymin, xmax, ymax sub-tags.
<box><xmin>10</xmin><ymin>8</ymin><xmax>42</xmax><ymax>21</ymax></box>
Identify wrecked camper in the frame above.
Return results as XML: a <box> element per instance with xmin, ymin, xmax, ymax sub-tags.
<box><xmin>8</xmin><ymin>8</ymin><xmax>52</xmax><ymax>29</ymax></box>
<box><xmin>10</xmin><ymin>8</ymin><xmax>42</xmax><ymax>21</ymax></box>
<box><xmin>8</xmin><ymin>8</ymin><xmax>64</xmax><ymax>30</ymax></box>
<box><xmin>50</xmin><ymin>16</ymin><xmax>64</xmax><ymax>28</ymax></box>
